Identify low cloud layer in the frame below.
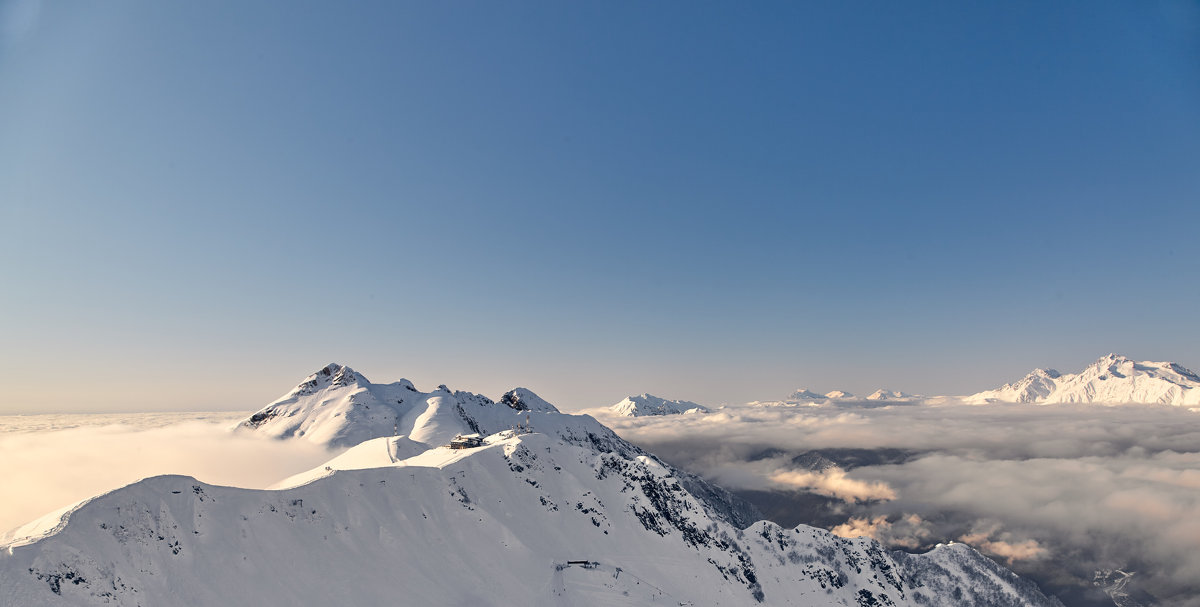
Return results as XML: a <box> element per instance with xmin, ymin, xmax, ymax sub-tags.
<box><xmin>601</xmin><ymin>402</ymin><xmax>1200</xmax><ymax>606</ymax></box>
<box><xmin>831</xmin><ymin>513</ymin><xmax>933</xmax><ymax>550</ymax></box>
<box><xmin>0</xmin><ymin>413</ymin><xmax>339</xmax><ymax>536</ymax></box>
<box><xmin>769</xmin><ymin>467</ymin><xmax>896</xmax><ymax>502</ymax></box>
<box><xmin>4</xmin><ymin>404</ymin><xmax>1198</xmax><ymax>604</ymax></box>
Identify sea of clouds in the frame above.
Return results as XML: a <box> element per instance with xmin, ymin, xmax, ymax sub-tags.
<box><xmin>4</xmin><ymin>403</ymin><xmax>1197</xmax><ymax>605</ymax></box>
<box><xmin>0</xmin><ymin>412</ymin><xmax>339</xmax><ymax>539</ymax></box>
<box><xmin>600</xmin><ymin>401</ymin><xmax>1200</xmax><ymax>607</ymax></box>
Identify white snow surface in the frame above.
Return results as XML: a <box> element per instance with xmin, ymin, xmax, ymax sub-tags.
<box><xmin>236</xmin><ymin>363</ymin><xmax>578</xmax><ymax>449</ymax></box>
<box><xmin>610</xmin><ymin>393</ymin><xmax>709</xmax><ymax>417</ymax></box>
<box><xmin>965</xmin><ymin>354</ymin><xmax>1200</xmax><ymax>406</ymax></box>
<box><xmin>0</xmin><ymin>435</ymin><xmax>1060</xmax><ymax>607</ymax></box>
<box><xmin>0</xmin><ymin>364</ymin><xmax>1064</xmax><ymax>606</ymax></box>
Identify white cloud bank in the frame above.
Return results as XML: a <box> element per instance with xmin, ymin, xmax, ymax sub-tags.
<box><xmin>0</xmin><ymin>413</ymin><xmax>339</xmax><ymax>535</ymax></box>
<box><xmin>601</xmin><ymin>402</ymin><xmax>1200</xmax><ymax>606</ymax></box>
<box><xmin>769</xmin><ymin>467</ymin><xmax>896</xmax><ymax>503</ymax></box>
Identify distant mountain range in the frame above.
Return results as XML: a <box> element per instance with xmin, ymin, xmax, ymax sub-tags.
<box><xmin>775</xmin><ymin>354</ymin><xmax>1200</xmax><ymax>407</ymax></box>
<box><xmin>786</xmin><ymin>388</ymin><xmax>916</xmax><ymax>402</ymax></box>
<box><xmin>609</xmin><ymin>393</ymin><xmax>709</xmax><ymax>417</ymax></box>
<box><xmin>965</xmin><ymin>354</ymin><xmax>1200</xmax><ymax>406</ymax></box>
<box><xmin>0</xmin><ymin>363</ymin><xmax>1061</xmax><ymax>606</ymax></box>
<box><xmin>865</xmin><ymin>389</ymin><xmax>915</xmax><ymax>401</ymax></box>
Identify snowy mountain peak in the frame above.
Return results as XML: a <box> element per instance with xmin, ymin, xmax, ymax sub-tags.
<box><xmin>610</xmin><ymin>393</ymin><xmax>709</xmax><ymax>417</ymax></box>
<box><xmin>866</xmin><ymin>389</ymin><xmax>912</xmax><ymax>401</ymax></box>
<box><xmin>788</xmin><ymin>388</ymin><xmax>826</xmax><ymax>400</ymax></box>
<box><xmin>967</xmin><ymin>354</ymin><xmax>1200</xmax><ymax>406</ymax></box>
<box><xmin>1095</xmin><ymin>352</ymin><xmax>1130</xmax><ymax>365</ymax></box>
<box><xmin>1078</xmin><ymin>353</ymin><xmax>1137</xmax><ymax>376</ymax></box>
<box><xmin>286</xmin><ymin>363</ymin><xmax>365</xmax><ymax>398</ymax></box>
<box><xmin>499</xmin><ymin>388</ymin><xmax>559</xmax><ymax>412</ymax></box>
<box><xmin>824</xmin><ymin>390</ymin><xmax>853</xmax><ymax>399</ymax></box>
<box><xmin>240</xmin><ymin>365</ymin><xmax>661</xmax><ymax>465</ymax></box>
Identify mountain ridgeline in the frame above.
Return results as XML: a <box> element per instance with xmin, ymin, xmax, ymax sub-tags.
<box><xmin>771</xmin><ymin>354</ymin><xmax>1199</xmax><ymax>407</ymax></box>
<box><xmin>966</xmin><ymin>354</ymin><xmax>1200</xmax><ymax>406</ymax></box>
<box><xmin>609</xmin><ymin>393</ymin><xmax>710</xmax><ymax>417</ymax></box>
<box><xmin>0</xmin><ymin>364</ymin><xmax>1063</xmax><ymax>606</ymax></box>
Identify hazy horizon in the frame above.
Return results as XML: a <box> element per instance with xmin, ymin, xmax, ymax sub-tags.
<box><xmin>3</xmin><ymin>1</ymin><xmax>1199</xmax><ymax>415</ymax></box>
<box><xmin>1</xmin><ymin>352</ymin><xmax>1197</xmax><ymax>415</ymax></box>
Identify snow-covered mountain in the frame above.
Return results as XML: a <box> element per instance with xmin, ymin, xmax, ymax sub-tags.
<box><xmin>788</xmin><ymin>388</ymin><xmax>826</xmax><ymax>400</ymax></box>
<box><xmin>0</xmin><ymin>364</ymin><xmax>1064</xmax><ymax>606</ymax></box>
<box><xmin>610</xmin><ymin>393</ymin><xmax>709</xmax><ymax>417</ymax></box>
<box><xmin>789</xmin><ymin>389</ymin><xmax>899</xmax><ymax>402</ymax></box>
<box><xmin>966</xmin><ymin>354</ymin><xmax>1200</xmax><ymax>406</ymax></box>
<box><xmin>865</xmin><ymin>389</ymin><xmax>914</xmax><ymax>401</ymax></box>
<box><xmin>240</xmin><ymin>363</ymin><xmax>589</xmax><ymax>449</ymax></box>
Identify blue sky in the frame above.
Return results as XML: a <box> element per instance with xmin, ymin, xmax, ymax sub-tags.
<box><xmin>1</xmin><ymin>1</ymin><xmax>1198</xmax><ymax>412</ymax></box>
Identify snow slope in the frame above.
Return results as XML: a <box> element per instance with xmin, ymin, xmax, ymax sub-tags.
<box><xmin>865</xmin><ymin>389</ymin><xmax>914</xmax><ymax>401</ymax></box>
<box><xmin>966</xmin><ymin>354</ymin><xmax>1200</xmax><ymax>406</ymax></box>
<box><xmin>239</xmin><ymin>363</ymin><xmax>607</xmax><ymax>449</ymax></box>
<box><xmin>0</xmin><ymin>365</ymin><xmax>1065</xmax><ymax>606</ymax></box>
<box><xmin>610</xmin><ymin>393</ymin><xmax>709</xmax><ymax>417</ymax></box>
<box><xmin>0</xmin><ymin>431</ymin><xmax>1061</xmax><ymax>606</ymax></box>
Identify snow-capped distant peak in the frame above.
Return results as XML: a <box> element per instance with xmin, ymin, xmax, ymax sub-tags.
<box><xmin>966</xmin><ymin>354</ymin><xmax>1200</xmax><ymax>406</ymax></box>
<box><xmin>788</xmin><ymin>388</ymin><xmax>826</xmax><ymax>400</ymax></box>
<box><xmin>610</xmin><ymin>393</ymin><xmax>709</xmax><ymax>417</ymax></box>
<box><xmin>865</xmin><ymin>389</ymin><xmax>911</xmax><ymax>401</ymax></box>
<box><xmin>499</xmin><ymin>388</ymin><xmax>559</xmax><ymax>413</ymax></box>
<box><xmin>824</xmin><ymin>390</ymin><xmax>853</xmax><ymax>399</ymax></box>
